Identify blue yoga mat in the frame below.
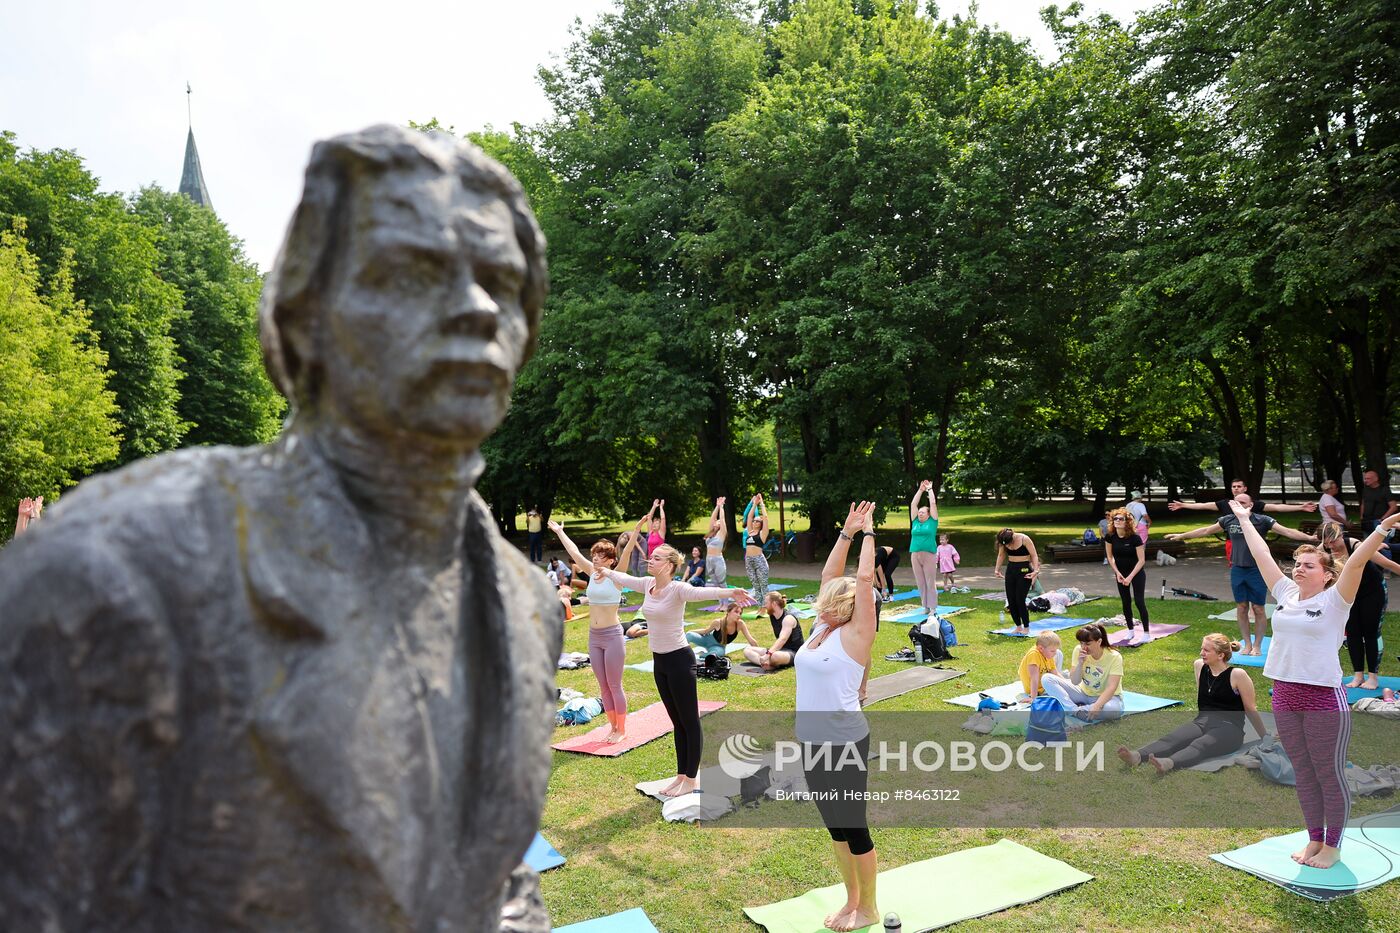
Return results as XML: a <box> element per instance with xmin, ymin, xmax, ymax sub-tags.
<box><xmin>1229</xmin><ymin>637</ymin><xmax>1272</xmax><ymax>668</ymax></box>
<box><xmin>524</xmin><ymin>832</ymin><xmax>565</xmax><ymax>872</ymax></box>
<box><xmin>946</xmin><ymin>682</ymin><xmax>1181</xmax><ymax>716</ymax></box>
<box><xmin>1344</xmin><ymin>675</ymin><xmax>1400</xmax><ymax>704</ymax></box>
<box><xmin>884</xmin><ymin>606</ymin><xmax>968</xmax><ymax>625</ymax></box>
<box><xmin>1211</xmin><ymin>806</ymin><xmax>1400</xmax><ymax>901</ymax></box>
<box><xmin>556</xmin><ymin>908</ymin><xmax>661</xmax><ymax>933</ymax></box>
<box><xmin>990</xmin><ymin>616</ymin><xmax>1091</xmax><ymax>636</ymax></box>
<box><xmin>887</xmin><ymin>589</ymin><xmax>922</xmax><ymax>602</ymax></box>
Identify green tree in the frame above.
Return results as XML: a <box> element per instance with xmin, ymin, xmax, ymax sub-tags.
<box><xmin>0</xmin><ymin>132</ymin><xmax>187</xmax><ymax>463</ymax></box>
<box><xmin>132</xmin><ymin>187</ymin><xmax>284</xmax><ymax>446</ymax></box>
<box><xmin>0</xmin><ymin>228</ymin><xmax>121</xmax><ymax>541</ymax></box>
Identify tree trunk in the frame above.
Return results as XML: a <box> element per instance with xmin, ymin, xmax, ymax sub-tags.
<box><xmin>897</xmin><ymin>402</ymin><xmax>916</xmax><ymax>482</ymax></box>
<box><xmin>932</xmin><ymin>381</ymin><xmax>957</xmax><ymax>494</ymax></box>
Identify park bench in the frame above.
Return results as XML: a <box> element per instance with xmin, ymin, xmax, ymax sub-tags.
<box><xmin>1046</xmin><ymin>538</ymin><xmax>1186</xmax><ymax>564</ymax></box>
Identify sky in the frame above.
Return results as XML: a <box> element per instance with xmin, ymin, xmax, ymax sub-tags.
<box><xmin>2</xmin><ymin>1</ymin><xmax>1149</xmax><ymax>272</ymax></box>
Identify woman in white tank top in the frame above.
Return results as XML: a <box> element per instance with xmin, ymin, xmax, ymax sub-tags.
<box><xmin>795</xmin><ymin>501</ymin><xmax>879</xmax><ymax>932</ymax></box>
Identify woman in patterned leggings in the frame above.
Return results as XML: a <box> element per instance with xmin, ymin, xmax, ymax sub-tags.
<box><xmin>1230</xmin><ymin>501</ymin><xmax>1400</xmax><ymax>869</ymax></box>
<box><xmin>743</xmin><ymin>493</ymin><xmax>771</xmax><ymax>601</ymax></box>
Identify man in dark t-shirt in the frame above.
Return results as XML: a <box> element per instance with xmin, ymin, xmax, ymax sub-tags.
<box><xmin>1361</xmin><ymin>470</ymin><xmax>1398</xmax><ymax>533</ymax></box>
<box><xmin>1168</xmin><ymin>494</ymin><xmax>1318</xmax><ymax>657</ymax></box>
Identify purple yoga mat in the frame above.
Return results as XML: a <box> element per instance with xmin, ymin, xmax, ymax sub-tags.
<box><xmin>1107</xmin><ymin>623</ymin><xmax>1188</xmax><ymax>647</ymax></box>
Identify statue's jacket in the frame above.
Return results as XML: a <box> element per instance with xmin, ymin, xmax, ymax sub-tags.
<box><xmin>0</xmin><ymin>437</ymin><xmax>563</xmax><ymax>931</ymax></box>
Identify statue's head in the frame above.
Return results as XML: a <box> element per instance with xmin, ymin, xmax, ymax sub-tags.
<box><xmin>260</xmin><ymin>125</ymin><xmax>547</xmax><ymax>447</ymax></box>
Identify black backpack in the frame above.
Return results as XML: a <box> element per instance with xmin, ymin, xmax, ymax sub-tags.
<box><xmin>697</xmin><ymin>654</ymin><xmax>731</xmax><ymax>680</ymax></box>
<box><xmin>908</xmin><ymin>623</ymin><xmax>953</xmax><ymax>662</ymax></box>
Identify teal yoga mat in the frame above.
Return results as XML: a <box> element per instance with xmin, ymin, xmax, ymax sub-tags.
<box><xmin>523</xmin><ymin>832</ymin><xmax>565</xmax><ymax>872</ymax></box>
<box><xmin>555</xmin><ymin>908</ymin><xmax>660</xmax><ymax>933</ymax></box>
<box><xmin>1344</xmin><ymin>675</ymin><xmax>1400</xmax><ymax>704</ymax></box>
<box><xmin>1211</xmin><ymin>806</ymin><xmax>1400</xmax><ymax>901</ymax></box>
<box><xmin>744</xmin><ymin>838</ymin><xmax>1092</xmax><ymax>932</ymax></box>
<box><xmin>991</xmin><ymin>616</ymin><xmax>1091</xmax><ymax>636</ymax></box>
<box><xmin>883</xmin><ymin>606</ymin><xmax>970</xmax><ymax>625</ymax></box>
<box><xmin>1230</xmin><ymin>637</ymin><xmax>1271</xmax><ymax>668</ymax></box>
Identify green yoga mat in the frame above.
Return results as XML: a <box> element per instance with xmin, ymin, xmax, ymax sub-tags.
<box><xmin>743</xmin><ymin>838</ymin><xmax>1092</xmax><ymax>932</ymax></box>
<box><xmin>1211</xmin><ymin>806</ymin><xmax>1400</xmax><ymax>901</ymax></box>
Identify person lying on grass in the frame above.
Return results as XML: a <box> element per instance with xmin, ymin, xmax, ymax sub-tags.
<box><xmin>1117</xmin><ymin>633</ymin><xmax>1268</xmax><ymax>774</ymax></box>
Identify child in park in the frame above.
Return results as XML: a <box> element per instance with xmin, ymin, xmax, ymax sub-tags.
<box><xmin>1018</xmin><ymin>632</ymin><xmax>1063</xmax><ymax>700</ymax></box>
<box><xmin>936</xmin><ymin>533</ymin><xmax>960</xmax><ymax>589</ymax></box>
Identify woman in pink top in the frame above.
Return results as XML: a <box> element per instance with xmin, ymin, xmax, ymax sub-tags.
<box><xmin>1230</xmin><ymin>501</ymin><xmax>1400</xmax><ymax>869</ymax></box>
<box><xmin>604</xmin><ymin>544</ymin><xmax>752</xmax><ymax>797</ymax></box>
<box><xmin>642</xmin><ymin>498</ymin><xmax>667</xmax><ymax>557</ymax></box>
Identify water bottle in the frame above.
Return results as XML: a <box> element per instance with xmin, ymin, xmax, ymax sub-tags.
<box><xmin>883</xmin><ymin>914</ymin><xmax>902</xmax><ymax>932</ymax></box>
<box><xmin>998</xmin><ymin>609</ymin><xmax>1006</xmax><ymax>625</ymax></box>
<box><xmin>914</xmin><ymin>639</ymin><xmax>924</xmax><ymax>664</ymax></box>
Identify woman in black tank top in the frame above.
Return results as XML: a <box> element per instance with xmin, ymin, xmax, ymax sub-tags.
<box><xmin>1116</xmin><ymin>634</ymin><xmax>1269</xmax><ymax>774</ymax></box>
<box><xmin>1319</xmin><ymin>521</ymin><xmax>1400</xmax><ymax>690</ymax></box>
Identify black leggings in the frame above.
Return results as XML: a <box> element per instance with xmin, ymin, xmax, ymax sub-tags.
<box><xmin>1138</xmin><ymin>715</ymin><xmax>1244</xmax><ymax>769</ymax></box>
<box><xmin>874</xmin><ymin>548</ymin><xmax>900</xmax><ymax>593</ymax></box>
<box><xmin>802</xmin><ymin>734</ymin><xmax>874</xmax><ymax>856</ymax></box>
<box><xmin>1004</xmin><ymin>563</ymin><xmax>1033</xmax><ymax>629</ymax></box>
<box><xmin>1114</xmin><ymin>568</ymin><xmax>1150</xmax><ymax>631</ymax></box>
<box><xmin>1346</xmin><ymin>587</ymin><xmax>1384</xmax><ymax>674</ymax></box>
<box><xmin>653</xmin><ymin>647</ymin><xmax>703</xmax><ymax>778</ymax></box>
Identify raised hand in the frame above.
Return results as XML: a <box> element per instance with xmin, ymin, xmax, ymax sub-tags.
<box><xmin>717</xmin><ymin>496</ymin><xmax>726</xmax><ymax>507</ymax></box>
<box><xmin>547</xmin><ymin>519</ymin><xmax>564</xmax><ymax>534</ymax></box>
<box><xmin>731</xmin><ymin>589</ymin><xmax>758</xmax><ymax>608</ymax></box>
<box><xmin>1226</xmin><ymin>499</ymin><xmax>1251</xmax><ymax>520</ymax></box>
<box><xmin>861</xmin><ymin>504</ymin><xmax>875</xmax><ymax>535</ymax></box>
<box><xmin>1167</xmin><ymin>501</ymin><xmax>1184</xmax><ymax>511</ymax></box>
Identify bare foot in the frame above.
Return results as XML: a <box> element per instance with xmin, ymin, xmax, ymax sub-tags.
<box><xmin>657</xmin><ymin>776</ymin><xmax>684</xmax><ymax>797</ymax></box>
<box><xmin>834</xmin><ymin>905</ymin><xmax>879</xmax><ymax>931</ymax></box>
<box><xmin>1117</xmin><ymin>745</ymin><xmax>1142</xmax><ymax>767</ymax></box>
<box><xmin>1148</xmin><ymin>754</ymin><xmax>1172</xmax><ymax>775</ymax></box>
<box><xmin>1292</xmin><ymin>840</ymin><xmax>1322</xmax><ymax>864</ymax></box>
<box><xmin>1303</xmin><ymin>845</ymin><xmax>1342</xmax><ymax>869</ymax></box>
<box><xmin>660</xmin><ymin>777</ymin><xmax>697</xmax><ymax>798</ymax></box>
<box><xmin>604</xmin><ymin>730</ymin><xmax>624</xmax><ymax>744</ymax></box>
<box><xmin>823</xmin><ymin>904</ymin><xmax>856</xmax><ymax>930</ymax></box>
<box><xmin>1347</xmin><ymin>674</ymin><xmax>1365</xmax><ymax>688</ymax></box>
<box><xmin>1362</xmin><ymin>675</ymin><xmax>1380</xmax><ymax>691</ymax></box>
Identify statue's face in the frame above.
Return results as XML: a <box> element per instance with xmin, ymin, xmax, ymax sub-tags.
<box><xmin>320</xmin><ymin>170</ymin><xmax>530</xmax><ymax>445</ymax></box>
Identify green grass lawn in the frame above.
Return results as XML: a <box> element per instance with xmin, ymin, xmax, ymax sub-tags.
<box><xmin>542</xmin><ymin>580</ymin><xmax>1400</xmax><ymax>932</ymax></box>
<box><xmin>533</xmin><ymin>500</ymin><xmax>1305</xmax><ymax>568</ymax></box>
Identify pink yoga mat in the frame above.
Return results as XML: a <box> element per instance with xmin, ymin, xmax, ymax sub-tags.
<box><xmin>551</xmin><ymin>700</ymin><xmax>727</xmax><ymax>756</ymax></box>
<box><xmin>1108</xmin><ymin>624</ymin><xmax>1187</xmax><ymax>647</ymax></box>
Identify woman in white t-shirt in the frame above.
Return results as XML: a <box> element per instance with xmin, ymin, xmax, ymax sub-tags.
<box><xmin>796</xmin><ymin>501</ymin><xmax>879</xmax><ymax>932</ymax></box>
<box><xmin>1230</xmin><ymin>500</ymin><xmax>1400</xmax><ymax>870</ymax></box>
<box><xmin>1317</xmin><ymin>480</ymin><xmax>1347</xmax><ymax>525</ymax></box>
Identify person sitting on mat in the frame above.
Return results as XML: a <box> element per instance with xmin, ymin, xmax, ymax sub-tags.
<box><xmin>681</xmin><ymin>546</ymin><xmax>707</xmax><ymax>586</ymax></box>
<box><xmin>797</xmin><ymin>501</ymin><xmax>879</xmax><ymax>932</ymax></box>
<box><xmin>602</xmin><ymin>544</ymin><xmax>754</xmax><ymax>797</ymax></box>
<box><xmin>1018</xmin><ymin>632</ymin><xmax>1063</xmax><ymax>700</ymax></box>
<box><xmin>1040</xmin><ymin>623</ymin><xmax>1124</xmax><ymax>721</ymax></box>
<box><xmin>1118</xmin><ymin>633</ymin><xmax>1269</xmax><ymax>773</ymax></box>
<box><xmin>687</xmin><ymin>603</ymin><xmax>758</xmax><ymax>658</ymax></box>
<box><xmin>743</xmin><ymin>591</ymin><xmax>806</xmax><ymax>671</ymax></box>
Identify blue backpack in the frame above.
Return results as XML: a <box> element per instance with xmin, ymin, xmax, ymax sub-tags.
<box><xmin>939</xmin><ymin>618</ymin><xmax>959</xmax><ymax>647</ymax></box>
<box><xmin>1026</xmin><ymin>695</ymin><xmax>1067</xmax><ymax>744</ymax></box>
<box><xmin>1082</xmin><ymin>529</ymin><xmax>1099</xmax><ymax>545</ymax></box>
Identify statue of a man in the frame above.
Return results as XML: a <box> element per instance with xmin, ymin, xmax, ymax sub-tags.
<box><xmin>0</xmin><ymin>125</ymin><xmax>562</xmax><ymax>932</ymax></box>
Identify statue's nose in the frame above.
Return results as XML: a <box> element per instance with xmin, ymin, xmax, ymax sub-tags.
<box><xmin>445</xmin><ymin>276</ymin><xmax>499</xmax><ymax>340</ymax></box>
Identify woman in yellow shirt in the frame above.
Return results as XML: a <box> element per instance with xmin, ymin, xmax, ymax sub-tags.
<box><xmin>1040</xmin><ymin>623</ymin><xmax>1123</xmax><ymax>720</ymax></box>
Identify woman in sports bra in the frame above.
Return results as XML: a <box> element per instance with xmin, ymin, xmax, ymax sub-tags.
<box><xmin>687</xmin><ymin>603</ymin><xmax>758</xmax><ymax>658</ymax></box>
<box><xmin>743</xmin><ymin>493</ymin><xmax>772</xmax><ymax>600</ymax></box>
<box><xmin>993</xmin><ymin>528</ymin><xmax>1041</xmax><ymax>635</ymax></box>
<box><xmin>796</xmin><ymin>501</ymin><xmax>879</xmax><ymax>932</ymax></box>
<box><xmin>550</xmin><ymin>521</ymin><xmax>641</xmax><ymax>744</ymax></box>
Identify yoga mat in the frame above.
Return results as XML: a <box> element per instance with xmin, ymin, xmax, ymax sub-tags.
<box><xmin>990</xmin><ymin>616</ymin><xmax>1092</xmax><ymax>636</ymax></box>
<box><xmin>975</xmin><ymin>591</ymin><xmax>1008</xmax><ymax>601</ymax></box>
<box><xmin>523</xmin><ymin>832</ymin><xmax>565</xmax><ymax>872</ymax></box>
<box><xmin>1107</xmin><ymin>624</ymin><xmax>1188</xmax><ymax>647</ymax></box>
<box><xmin>737</xmin><ymin>662</ymin><xmax>784</xmax><ymax>677</ymax></box>
<box><xmin>1344</xmin><ymin>675</ymin><xmax>1400</xmax><ymax>704</ymax></box>
<box><xmin>1230</xmin><ymin>637</ymin><xmax>1271</xmax><ymax>668</ymax></box>
<box><xmin>556</xmin><ymin>908</ymin><xmax>660</xmax><ymax>933</ymax></box>
<box><xmin>945</xmin><ymin>681</ymin><xmax>1181</xmax><ymax>717</ymax></box>
<box><xmin>887</xmin><ymin>589</ymin><xmax>923</xmax><ymax>602</ymax></box>
<box><xmin>551</xmin><ymin>700</ymin><xmax>726</xmax><ymax>756</ymax></box>
<box><xmin>1209</xmin><ymin>604</ymin><xmax>1276</xmax><ymax>622</ymax></box>
<box><xmin>744</xmin><ymin>838</ymin><xmax>1092</xmax><ymax>932</ymax></box>
<box><xmin>625</xmin><ymin>641</ymin><xmax>747</xmax><ymax>674</ymax></box>
<box><xmin>882</xmin><ymin>606</ymin><xmax>971</xmax><ymax>625</ymax></box>
<box><xmin>1210</xmin><ymin>806</ymin><xmax>1400</xmax><ymax>901</ymax></box>
<box><xmin>862</xmin><ymin>666</ymin><xmax>964</xmax><ymax>706</ymax></box>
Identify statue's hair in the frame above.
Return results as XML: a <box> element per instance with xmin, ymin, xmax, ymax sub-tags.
<box><xmin>259</xmin><ymin>124</ymin><xmax>548</xmax><ymax>408</ymax></box>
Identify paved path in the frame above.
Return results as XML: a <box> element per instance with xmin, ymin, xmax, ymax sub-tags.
<box><xmin>733</xmin><ymin>554</ymin><xmax>1234</xmax><ymax>601</ymax></box>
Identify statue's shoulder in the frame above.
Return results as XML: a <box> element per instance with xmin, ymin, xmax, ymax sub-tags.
<box><xmin>0</xmin><ymin>445</ymin><xmax>257</xmax><ymax>628</ymax></box>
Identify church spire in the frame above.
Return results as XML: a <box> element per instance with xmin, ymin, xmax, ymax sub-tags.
<box><xmin>179</xmin><ymin>82</ymin><xmax>213</xmax><ymax>210</ymax></box>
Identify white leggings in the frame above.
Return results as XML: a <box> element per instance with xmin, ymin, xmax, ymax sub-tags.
<box><xmin>1041</xmin><ymin>674</ymin><xmax>1123</xmax><ymax>719</ymax></box>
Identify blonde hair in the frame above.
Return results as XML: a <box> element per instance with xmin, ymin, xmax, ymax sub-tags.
<box><xmin>765</xmin><ymin>591</ymin><xmax>788</xmax><ymax>611</ymax></box>
<box><xmin>1202</xmin><ymin>632</ymin><xmax>1240</xmax><ymax>661</ymax></box>
<box><xmin>1292</xmin><ymin>544</ymin><xmax>1340</xmax><ymax>586</ymax></box>
<box><xmin>651</xmin><ymin>543</ymin><xmax>683</xmax><ymax>573</ymax></box>
<box><xmin>812</xmin><ymin>577</ymin><xmax>857</xmax><ymax>627</ymax></box>
<box><xmin>1317</xmin><ymin>521</ymin><xmax>1346</xmax><ymax>547</ymax></box>
<box><xmin>1035</xmin><ymin>632</ymin><xmax>1061</xmax><ymax>653</ymax></box>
